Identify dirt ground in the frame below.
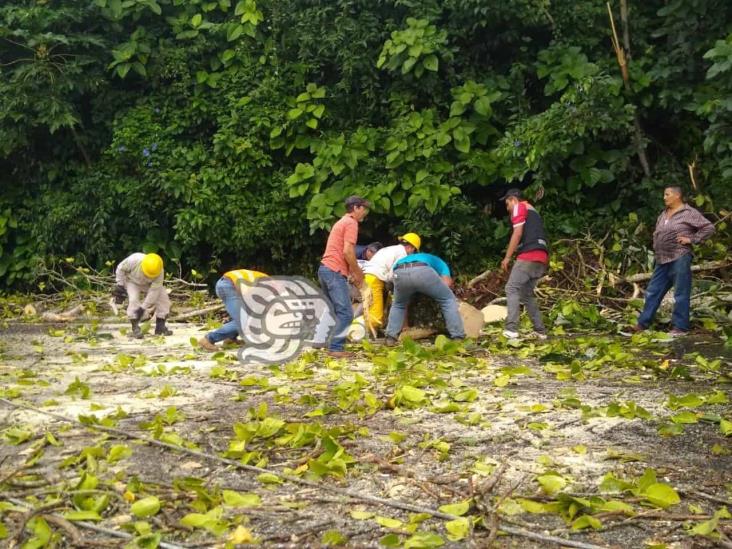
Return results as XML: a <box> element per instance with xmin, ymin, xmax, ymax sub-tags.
<box><xmin>1</xmin><ymin>316</ymin><xmax>731</xmax><ymax>548</ymax></box>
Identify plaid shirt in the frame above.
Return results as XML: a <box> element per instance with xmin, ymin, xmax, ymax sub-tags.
<box><xmin>652</xmin><ymin>204</ymin><xmax>715</xmax><ymax>264</ymax></box>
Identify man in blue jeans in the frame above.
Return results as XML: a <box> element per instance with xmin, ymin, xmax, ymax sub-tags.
<box><xmin>198</xmin><ymin>269</ymin><xmax>268</xmax><ymax>351</ymax></box>
<box><xmin>632</xmin><ymin>186</ymin><xmax>714</xmax><ymax>336</ymax></box>
<box><xmin>384</xmin><ymin>252</ymin><xmax>465</xmax><ymax>345</ymax></box>
<box><xmin>318</xmin><ymin>196</ymin><xmax>370</xmax><ymax>357</ymax></box>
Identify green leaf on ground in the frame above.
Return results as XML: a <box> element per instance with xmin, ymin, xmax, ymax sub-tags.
<box><xmin>322</xmin><ymin>529</ymin><xmax>348</xmax><ymax>545</ymax></box>
<box><xmin>404</xmin><ymin>531</ymin><xmax>444</xmax><ymax>548</ymax></box>
<box><xmin>400</xmin><ymin>385</ymin><xmax>426</xmax><ymax>403</ymax></box>
<box><xmin>445</xmin><ymin>517</ymin><xmax>469</xmax><ymax>540</ymax></box>
<box><xmin>642</xmin><ymin>483</ymin><xmax>680</xmax><ymax>509</ymax></box>
<box><xmin>571</xmin><ymin>515</ymin><xmax>602</xmax><ymax>530</ymax></box>
<box><xmin>375</xmin><ymin>516</ymin><xmax>403</xmax><ymax>529</ymax></box>
<box><xmin>131</xmin><ymin>496</ymin><xmax>161</xmax><ymax>518</ymax></box>
<box><xmin>438</xmin><ymin>500</ymin><xmax>470</xmax><ymax>516</ymax></box>
<box><xmin>222</xmin><ymin>490</ymin><xmax>261</xmax><ymax>508</ymax></box>
<box><xmin>536</xmin><ymin>473</ymin><xmax>567</xmax><ymax>495</ymax></box>
<box><xmin>64</xmin><ymin>510</ymin><xmax>102</xmax><ymax>521</ymax></box>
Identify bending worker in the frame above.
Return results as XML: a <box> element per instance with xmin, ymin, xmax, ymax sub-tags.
<box><xmin>384</xmin><ymin>251</ymin><xmax>465</xmax><ymax>345</ymax></box>
<box><xmin>362</xmin><ymin>233</ymin><xmax>420</xmax><ymax>334</ymax></box>
<box><xmin>113</xmin><ymin>252</ymin><xmax>173</xmax><ymax>338</ymax></box>
<box><xmin>198</xmin><ymin>268</ymin><xmax>268</xmax><ymax>351</ymax></box>
<box><xmin>356</xmin><ymin>242</ymin><xmax>384</xmax><ymax>262</ymax></box>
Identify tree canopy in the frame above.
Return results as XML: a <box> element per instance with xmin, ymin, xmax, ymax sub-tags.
<box><xmin>0</xmin><ymin>0</ymin><xmax>729</xmax><ymax>286</ymax></box>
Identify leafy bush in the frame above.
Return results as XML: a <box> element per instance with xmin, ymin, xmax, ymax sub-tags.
<box><xmin>0</xmin><ymin>0</ymin><xmax>730</xmax><ymax>287</ymax></box>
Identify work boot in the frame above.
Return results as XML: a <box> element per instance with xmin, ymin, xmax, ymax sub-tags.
<box><xmin>198</xmin><ymin>336</ymin><xmax>217</xmax><ymax>351</ymax></box>
<box><xmin>155</xmin><ymin>317</ymin><xmax>173</xmax><ymax>336</ymax></box>
<box><xmin>130</xmin><ymin>319</ymin><xmax>143</xmax><ymax>339</ymax></box>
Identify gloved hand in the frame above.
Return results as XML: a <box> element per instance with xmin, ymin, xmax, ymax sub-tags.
<box><xmin>112</xmin><ymin>285</ymin><xmax>127</xmax><ymax>304</ymax></box>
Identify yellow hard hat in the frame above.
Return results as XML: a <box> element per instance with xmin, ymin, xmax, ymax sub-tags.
<box><xmin>399</xmin><ymin>232</ymin><xmax>421</xmax><ymax>251</ymax></box>
<box><xmin>141</xmin><ymin>253</ymin><xmax>163</xmax><ymax>279</ymax></box>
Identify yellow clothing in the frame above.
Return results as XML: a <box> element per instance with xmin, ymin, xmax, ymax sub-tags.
<box><xmin>364</xmin><ymin>274</ymin><xmax>385</xmax><ymax>331</ymax></box>
<box><xmin>224</xmin><ymin>269</ymin><xmax>268</xmax><ymax>285</ymax></box>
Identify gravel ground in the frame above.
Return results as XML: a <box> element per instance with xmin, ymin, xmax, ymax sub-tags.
<box><xmin>1</xmin><ymin>318</ymin><xmax>730</xmax><ymax>548</ymax></box>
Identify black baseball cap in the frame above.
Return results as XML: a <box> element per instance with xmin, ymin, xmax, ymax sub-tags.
<box><xmin>345</xmin><ymin>195</ymin><xmax>370</xmax><ymax>209</ymax></box>
<box><xmin>499</xmin><ymin>188</ymin><xmax>522</xmax><ymax>200</ymax></box>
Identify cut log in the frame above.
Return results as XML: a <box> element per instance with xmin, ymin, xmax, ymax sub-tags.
<box><xmin>41</xmin><ymin>304</ymin><xmax>84</xmax><ymax>322</ymax></box>
<box><xmin>623</xmin><ymin>260</ymin><xmax>729</xmax><ymax>283</ymax></box>
<box><xmin>399</xmin><ymin>327</ymin><xmax>437</xmax><ymax>341</ymax></box>
<box><xmin>482</xmin><ymin>304</ymin><xmax>508</xmax><ymax>323</ymax></box>
<box><xmin>458</xmin><ymin>301</ymin><xmax>485</xmax><ymax>338</ymax></box>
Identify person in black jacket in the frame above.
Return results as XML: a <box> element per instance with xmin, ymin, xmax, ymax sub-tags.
<box><xmin>500</xmin><ymin>189</ymin><xmax>549</xmax><ymax>340</ymax></box>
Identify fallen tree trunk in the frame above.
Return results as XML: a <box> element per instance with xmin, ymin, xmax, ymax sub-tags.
<box><xmin>170</xmin><ymin>302</ymin><xmax>224</xmax><ymax>321</ymax></box>
<box><xmin>622</xmin><ymin>260</ymin><xmax>730</xmax><ymax>283</ymax></box>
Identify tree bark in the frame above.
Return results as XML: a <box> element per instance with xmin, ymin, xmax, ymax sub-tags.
<box><xmin>607</xmin><ymin>2</ymin><xmax>651</xmax><ymax>177</ymax></box>
<box><xmin>70</xmin><ymin>125</ymin><xmax>92</xmax><ymax>168</ymax></box>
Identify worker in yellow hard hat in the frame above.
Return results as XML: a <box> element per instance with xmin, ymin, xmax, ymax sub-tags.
<box><xmin>198</xmin><ymin>268</ymin><xmax>268</xmax><ymax>351</ymax></box>
<box><xmin>361</xmin><ymin>233</ymin><xmax>421</xmax><ymax>334</ymax></box>
<box><xmin>113</xmin><ymin>252</ymin><xmax>172</xmax><ymax>338</ymax></box>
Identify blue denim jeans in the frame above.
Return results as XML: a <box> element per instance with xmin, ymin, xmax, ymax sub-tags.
<box><xmin>637</xmin><ymin>253</ymin><xmax>692</xmax><ymax>331</ymax></box>
<box><xmin>317</xmin><ymin>264</ymin><xmax>353</xmax><ymax>351</ymax></box>
<box><xmin>385</xmin><ymin>266</ymin><xmax>465</xmax><ymax>340</ymax></box>
<box><xmin>206</xmin><ymin>278</ymin><xmax>242</xmax><ymax>343</ymax></box>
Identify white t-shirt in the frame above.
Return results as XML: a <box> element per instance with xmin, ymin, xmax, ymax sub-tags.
<box><xmin>362</xmin><ymin>245</ymin><xmax>407</xmax><ymax>282</ymax></box>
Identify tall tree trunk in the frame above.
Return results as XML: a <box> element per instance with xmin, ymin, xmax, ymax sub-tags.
<box><xmin>608</xmin><ymin>1</ymin><xmax>651</xmax><ymax>178</ymax></box>
<box><xmin>70</xmin><ymin>125</ymin><xmax>92</xmax><ymax>168</ymax></box>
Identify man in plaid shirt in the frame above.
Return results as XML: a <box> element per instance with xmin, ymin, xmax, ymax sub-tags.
<box><xmin>632</xmin><ymin>186</ymin><xmax>715</xmax><ymax>336</ymax></box>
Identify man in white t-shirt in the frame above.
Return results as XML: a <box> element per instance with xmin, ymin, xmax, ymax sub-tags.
<box><xmin>361</xmin><ymin>233</ymin><xmax>420</xmax><ymax>333</ymax></box>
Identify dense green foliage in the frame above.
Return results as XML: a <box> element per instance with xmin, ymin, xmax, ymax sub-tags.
<box><xmin>0</xmin><ymin>0</ymin><xmax>729</xmax><ymax>286</ymax></box>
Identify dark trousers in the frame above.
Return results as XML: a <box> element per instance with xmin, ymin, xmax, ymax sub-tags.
<box><xmin>505</xmin><ymin>260</ymin><xmax>546</xmax><ymax>333</ymax></box>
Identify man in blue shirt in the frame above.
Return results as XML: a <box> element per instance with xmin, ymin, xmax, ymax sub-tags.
<box><xmin>384</xmin><ymin>252</ymin><xmax>465</xmax><ymax>345</ymax></box>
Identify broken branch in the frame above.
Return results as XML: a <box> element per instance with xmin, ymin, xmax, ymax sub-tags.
<box><xmin>622</xmin><ymin>260</ymin><xmax>730</xmax><ymax>283</ymax></box>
